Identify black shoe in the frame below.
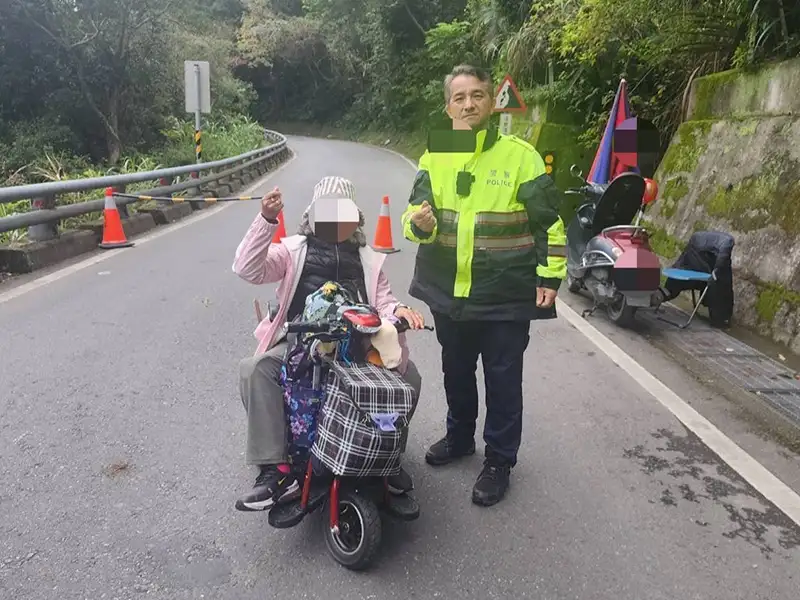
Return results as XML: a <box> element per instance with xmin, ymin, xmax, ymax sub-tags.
<box><xmin>471</xmin><ymin>461</ymin><xmax>511</xmax><ymax>507</ymax></box>
<box><xmin>425</xmin><ymin>436</ymin><xmax>476</xmax><ymax>466</ymax></box>
<box><xmin>387</xmin><ymin>467</ymin><xmax>414</xmax><ymax>496</ymax></box>
<box><xmin>235</xmin><ymin>466</ymin><xmax>300</xmax><ymax>512</ymax></box>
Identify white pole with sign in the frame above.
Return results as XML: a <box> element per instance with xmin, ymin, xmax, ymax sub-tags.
<box><xmin>184</xmin><ymin>60</ymin><xmax>211</xmax><ymax>163</ymax></box>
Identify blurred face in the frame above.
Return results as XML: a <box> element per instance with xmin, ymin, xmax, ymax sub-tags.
<box><xmin>309</xmin><ymin>197</ymin><xmax>360</xmax><ymax>243</ymax></box>
<box><xmin>446</xmin><ymin>74</ymin><xmax>493</xmax><ymax>130</ymax></box>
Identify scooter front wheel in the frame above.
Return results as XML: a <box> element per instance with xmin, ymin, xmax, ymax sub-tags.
<box><xmin>567</xmin><ymin>273</ymin><xmax>582</xmax><ymax>294</ymax></box>
<box><xmin>607</xmin><ymin>295</ymin><xmax>637</xmax><ymax>326</ymax></box>
<box><xmin>323</xmin><ymin>490</ymin><xmax>382</xmax><ymax>571</ymax></box>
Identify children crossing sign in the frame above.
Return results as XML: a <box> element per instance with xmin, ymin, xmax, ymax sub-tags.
<box><xmin>493</xmin><ymin>75</ymin><xmax>527</xmax><ymax>114</ymax></box>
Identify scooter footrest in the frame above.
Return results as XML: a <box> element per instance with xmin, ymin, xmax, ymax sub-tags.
<box><xmin>267</xmin><ymin>484</ymin><xmax>328</xmax><ymax>529</ymax></box>
<box><xmin>268</xmin><ymin>500</ymin><xmax>305</xmax><ymax>529</ymax></box>
<box><xmin>306</xmin><ymin>484</ymin><xmax>329</xmax><ymax>512</ymax></box>
<box><xmin>382</xmin><ymin>493</ymin><xmax>420</xmax><ymax>521</ymax></box>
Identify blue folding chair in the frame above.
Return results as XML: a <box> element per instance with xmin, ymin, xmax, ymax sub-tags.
<box><xmin>656</xmin><ymin>268</ymin><xmax>714</xmax><ymax>329</ymax></box>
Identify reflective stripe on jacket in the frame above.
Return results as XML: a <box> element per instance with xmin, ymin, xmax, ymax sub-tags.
<box><xmin>401</xmin><ymin>126</ymin><xmax>567</xmax><ymax>321</ymax></box>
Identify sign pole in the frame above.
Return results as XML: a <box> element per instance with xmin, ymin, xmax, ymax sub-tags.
<box><xmin>499</xmin><ymin>113</ymin><xmax>513</xmax><ymax>136</ymax></box>
<box><xmin>194</xmin><ymin>63</ymin><xmax>202</xmax><ymax>164</ymax></box>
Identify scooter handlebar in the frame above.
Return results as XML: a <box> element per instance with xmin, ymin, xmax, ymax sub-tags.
<box><xmin>286</xmin><ymin>321</ymin><xmax>330</xmax><ymax>333</ymax></box>
<box><xmin>287</xmin><ymin>318</ymin><xmax>434</xmax><ymax>335</ymax></box>
<box><xmin>394</xmin><ymin>317</ymin><xmax>434</xmax><ymax>334</ymax></box>
<box><xmin>565</xmin><ymin>184</ymin><xmax>594</xmax><ymax>195</ymax></box>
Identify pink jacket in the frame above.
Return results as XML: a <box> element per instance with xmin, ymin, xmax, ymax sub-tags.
<box><xmin>232</xmin><ymin>213</ymin><xmax>410</xmax><ymax>374</ymax></box>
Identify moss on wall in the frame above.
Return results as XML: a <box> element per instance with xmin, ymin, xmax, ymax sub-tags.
<box><xmin>689</xmin><ymin>56</ymin><xmax>800</xmax><ymax>120</ymax></box>
<box><xmin>698</xmin><ymin>160</ymin><xmax>800</xmax><ymax>235</ymax></box>
<box><xmin>659</xmin><ymin>175</ymin><xmax>689</xmax><ymax>219</ymax></box>
<box><xmin>642</xmin><ymin>219</ymin><xmax>683</xmax><ymax>260</ymax></box>
<box><xmin>690</xmin><ymin>68</ymin><xmax>752</xmax><ymax>120</ymax></box>
<box><xmin>737</xmin><ymin>120</ymin><xmax>758</xmax><ymax>136</ymax></box>
<box><xmin>755</xmin><ymin>282</ymin><xmax>800</xmax><ymax>324</ymax></box>
<box><xmin>657</xmin><ymin>121</ymin><xmax>713</xmax><ymax>175</ymax></box>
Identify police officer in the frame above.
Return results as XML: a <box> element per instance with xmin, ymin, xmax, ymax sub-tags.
<box><xmin>402</xmin><ymin>64</ymin><xmax>567</xmax><ymax>507</ymax></box>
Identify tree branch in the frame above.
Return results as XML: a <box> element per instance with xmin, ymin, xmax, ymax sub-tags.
<box><xmin>133</xmin><ymin>2</ymin><xmax>174</xmax><ymax>30</ymax></box>
<box><xmin>402</xmin><ymin>1</ymin><xmax>427</xmax><ymax>37</ymax></box>
<box><xmin>16</xmin><ymin>1</ymin><xmax>103</xmax><ymax>50</ymax></box>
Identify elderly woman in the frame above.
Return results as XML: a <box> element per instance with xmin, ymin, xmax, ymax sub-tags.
<box><xmin>232</xmin><ymin>175</ymin><xmax>425</xmax><ymax>512</ymax></box>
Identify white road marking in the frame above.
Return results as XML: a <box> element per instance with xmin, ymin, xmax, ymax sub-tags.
<box><xmin>0</xmin><ymin>152</ymin><xmax>297</xmax><ymax>306</ymax></box>
<box><xmin>379</xmin><ymin>146</ymin><xmax>419</xmax><ymax>171</ymax></box>
<box><xmin>388</xmin><ymin>145</ymin><xmax>800</xmax><ymax>526</ymax></box>
<box><xmin>557</xmin><ymin>301</ymin><xmax>800</xmax><ymax>526</ymax></box>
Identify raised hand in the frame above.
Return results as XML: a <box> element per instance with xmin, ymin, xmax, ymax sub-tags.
<box><xmin>260</xmin><ymin>187</ymin><xmax>283</xmax><ymax>221</ymax></box>
<box><xmin>410</xmin><ymin>201</ymin><xmax>436</xmax><ymax>233</ymax></box>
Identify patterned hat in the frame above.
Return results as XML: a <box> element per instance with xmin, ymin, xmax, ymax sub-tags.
<box><xmin>311</xmin><ymin>176</ymin><xmax>360</xmax><ymax>223</ymax></box>
<box><xmin>313</xmin><ymin>176</ymin><xmax>356</xmax><ymax>203</ymax></box>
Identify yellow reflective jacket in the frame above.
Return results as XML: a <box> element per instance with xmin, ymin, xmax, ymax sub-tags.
<box><xmin>401</xmin><ymin>126</ymin><xmax>567</xmax><ymax>321</ymax></box>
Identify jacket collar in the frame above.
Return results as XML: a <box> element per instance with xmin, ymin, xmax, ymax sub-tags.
<box><xmin>475</xmin><ymin>123</ymin><xmax>499</xmax><ymax>153</ymax></box>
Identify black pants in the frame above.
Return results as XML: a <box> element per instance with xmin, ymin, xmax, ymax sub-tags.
<box><xmin>432</xmin><ymin>312</ymin><xmax>531</xmax><ymax>467</ymax></box>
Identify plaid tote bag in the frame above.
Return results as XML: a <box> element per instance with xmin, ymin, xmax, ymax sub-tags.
<box><xmin>311</xmin><ymin>361</ymin><xmax>417</xmax><ymax>477</ymax></box>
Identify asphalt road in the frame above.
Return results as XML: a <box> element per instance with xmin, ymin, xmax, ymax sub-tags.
<box><xmin>1</xmin><ymin>135</ymin><xmax>799</xmax><ymax>600</ymax></box>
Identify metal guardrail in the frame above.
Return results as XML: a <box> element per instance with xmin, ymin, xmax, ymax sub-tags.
<box><xmin>0</xmin><ymin>130</ymin><xmax>289</xmax><ymax>241</ymax></box>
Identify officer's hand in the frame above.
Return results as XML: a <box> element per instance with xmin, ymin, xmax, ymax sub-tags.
<box><xmin>410</xmin><ymin>201</ymin><xmax>437</xmax><ymax>233</ymax></box>
<box><xmin>261</xmin><ymin>187</ymin><xmax>283</xmax><ymax>221</ymax></box>
<box><xmin>536</xmin><ymin>287</ymin><xmax>557</xmax><ymax>308</ymax></box>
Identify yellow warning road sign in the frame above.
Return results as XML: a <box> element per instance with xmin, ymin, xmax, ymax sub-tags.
<box><xmin>493</xmin><ymin>75</ymin><xmax>527</xmax><ymax>114</ymax></box>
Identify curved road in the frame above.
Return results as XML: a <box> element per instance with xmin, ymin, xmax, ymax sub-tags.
<box><xmin>1</xmin><ymin>136</ymin><xmax>799</xmax><ymax>600</ymax></box>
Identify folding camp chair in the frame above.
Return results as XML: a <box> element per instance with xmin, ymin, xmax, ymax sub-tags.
<box><xmin>655</xmin><ymin>267</ymin><xmax>714</xmax><ymax>329</ymax></box>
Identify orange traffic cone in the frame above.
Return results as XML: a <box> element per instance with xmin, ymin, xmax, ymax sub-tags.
<box><xmin>373</xmin><ymin>195</ymin><xmax>400</xmax><ymax>254</ymax></box>
<box><xmin>272</xmin><ymin>210</ymin><xmax>287</xmax><ymax>244</ymax></box>
<box><xmin>99</xmin><ymin>187</ymin><xmax>134</xmax><ymax>249</ymax></box>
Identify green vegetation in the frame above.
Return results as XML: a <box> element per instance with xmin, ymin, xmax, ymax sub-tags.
<box><xmin>657</xmin><ymin>121</ymin><xmax>715</xmax><ymax>176</ymax></box>
<box><xmin>0</xmin><ymin>115</ymin><xmax>264</xmax><ymax>245</ymax></box>
<box><xmin>698</xmin><ymin>161</ymin><xmax>800</xmax><ymax>235</ymax></box>
<box><xmin>755</xmin><ymin>282</ymin><xmax>800</xmax><ymax>324</ymax></box>
<box><xmin>689</xmin><ymin>58</ymin><xmax>800</xmax><ymax>120</ymax></box>
<box><xmin>0</xmin><ymin>1</ymin><xmax>264</xmax><ymax>244</ymax></box>
<box><xmin>237</xmin><ymin>0</ymin><xmax>800</xmax><ymax>153</ymax></box>
<box><xmin>659</xmin><ymin>176</ymin><xmax>690</xmax><ymax>219</ymax></box>
<box><xmin>3</xmin><ymin>0</ymin><xmax>800</xmax><ymax>245</ymax></box>
<box><xmin>642</xmin><ymin>220</ymin><xmax>684</xmax><ymax>261</ymax></box>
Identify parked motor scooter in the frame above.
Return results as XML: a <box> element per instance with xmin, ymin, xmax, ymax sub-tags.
<box><xmin>564</xmin><ymin>165</ymin><xmax>662</xmax><ymax>326</ymax></box>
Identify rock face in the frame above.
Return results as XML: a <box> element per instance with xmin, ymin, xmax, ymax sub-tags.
<box><xmin>649</xmin><ymin>57</ymin><xmax>800</xmax><ymax>352</ymax></box>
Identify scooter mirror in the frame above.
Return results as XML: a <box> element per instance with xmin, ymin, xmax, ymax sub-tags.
<box><xmin>643</xmin><ymin>178</ymin><xmax>658</xmax><ymax>205</ymax></box>
<box><xmin>570</xmin><ymin>164</ymin><xmax>584</xmax><ymax>179</ymax></box>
